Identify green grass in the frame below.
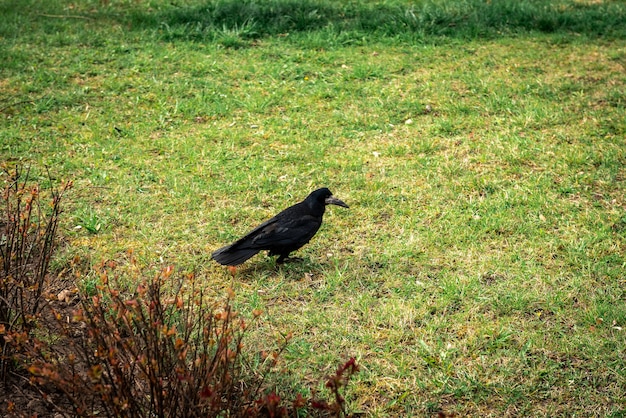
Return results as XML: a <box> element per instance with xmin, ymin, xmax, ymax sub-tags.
<box><xmin>1</xmin><ymin>0</ymin><xmax>625</xmax><ymax>415</ymax></box>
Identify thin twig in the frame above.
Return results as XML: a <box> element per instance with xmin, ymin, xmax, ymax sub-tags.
<box><xmin>36</xmin><ymin>13</ymin><xmax>94</xmax><ymax>20</ymax></box>
<box><xmin>0</xmin><ymin>99</ymin><xmax>35</xmax><ymax>113</ymax></box>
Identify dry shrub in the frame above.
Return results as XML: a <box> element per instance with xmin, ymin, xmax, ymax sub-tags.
<box><xmin>311</xmin><ymin>357</ymin><xmax>360</xmax><ymax>416</ymax></box>
<box><xmin>0</xmin><ymin>166</ymin><xmax>70</xmax><ymax>381</ymax></box>
<box><xmin>26</xmin><ymin>264</ymin><xmax>286</xmax><ymax>417</ymax></box>
<box><xmin>26</xmin><ymin>264</ymin><xmax>359</xmax><ymax>417</ymax></box>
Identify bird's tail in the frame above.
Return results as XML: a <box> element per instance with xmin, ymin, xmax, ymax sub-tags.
<box><xmin>211</xmin><ymin>244</ymin><xmax>260</xmax><ymax>266</ymax></box>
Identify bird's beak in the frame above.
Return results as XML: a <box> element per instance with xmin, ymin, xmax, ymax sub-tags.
<box><xmin>325</xmin><ymin>195</ymin><xmax>349</xmax><ymax>208</ymax></box>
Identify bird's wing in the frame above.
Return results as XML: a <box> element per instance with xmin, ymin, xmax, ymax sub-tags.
<box><xmin>232</xmin><ymin>214</ymin><xmax>321</xmax><ymax>249</ymax></box>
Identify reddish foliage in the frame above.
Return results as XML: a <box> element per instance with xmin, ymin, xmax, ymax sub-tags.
<box><xmin>311</xmin><ymin>357</ymin><xmax>360</xmax><ymax>417</ymax></box>
<box><xmin>20</xmin><ymin>266</ymin><xmax>359</xmax><ymax>417</ymax></box>
<box><xmin>0</xmin><ymin>167</ymin><xmax>70</xmax><ymax>381</ymax></box>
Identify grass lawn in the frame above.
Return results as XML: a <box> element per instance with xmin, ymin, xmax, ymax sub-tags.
<box><xmin>1</xmin><ymin>0</ymin><xmax>625</xmax><ymax>415</ymax></box>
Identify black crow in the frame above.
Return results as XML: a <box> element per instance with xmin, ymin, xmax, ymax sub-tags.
<box><xmin>212</xmin><ymin>188</ymin><xmax>349</xmax><ymax>266</ymax></box>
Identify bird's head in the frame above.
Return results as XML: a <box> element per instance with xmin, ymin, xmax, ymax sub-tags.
<box><xmin>309</xmin><ymin>187</ymin><xmax>349</xmax><ymax>209</ymax></box>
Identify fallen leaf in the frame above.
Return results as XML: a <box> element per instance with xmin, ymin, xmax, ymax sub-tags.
<box><xmin>57</xmin><ymin>289</ymin><xmax>73</xmax><ymax>303</ymax></box>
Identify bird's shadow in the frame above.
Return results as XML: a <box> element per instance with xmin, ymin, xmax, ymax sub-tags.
<box><xmin>229</xmin><ymin>255</ymin><xmax>321</xmax><ymax>280</ymax></box>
